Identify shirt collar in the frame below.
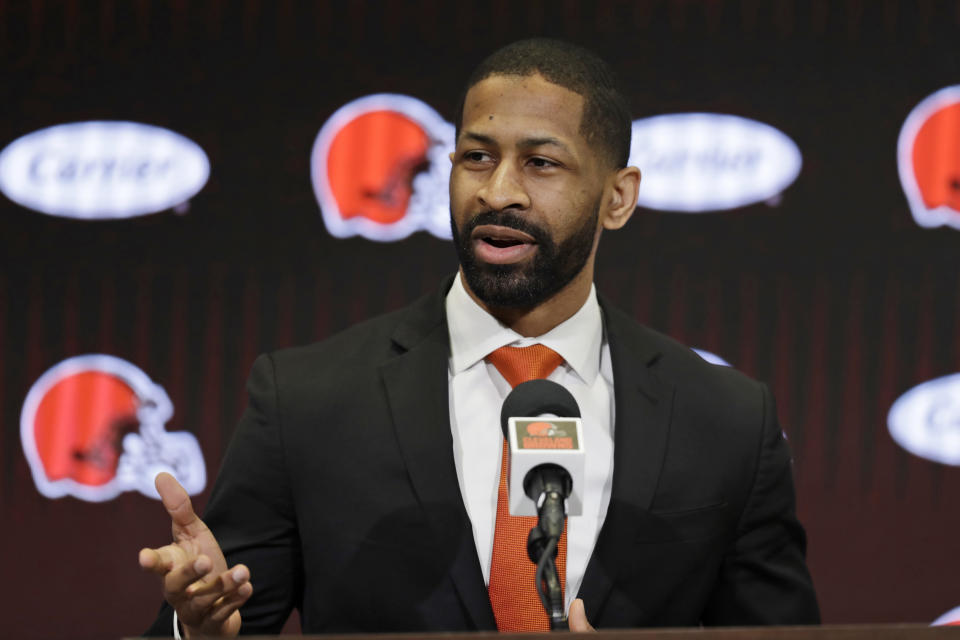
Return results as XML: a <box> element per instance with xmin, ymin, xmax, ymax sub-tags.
<box><xmin>445</xmin><ymin>272</ymin><xmax>603</xmax><ymax>385</ymax></box>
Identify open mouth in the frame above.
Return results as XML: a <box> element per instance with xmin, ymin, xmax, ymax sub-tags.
<box><xmin>471</xmin><ymin>225</ymin><xmax>538</xmax><ymax>264</ymax></box>
<box><xmin>484</xmin><ymin>236</ymin><xmax>526</xmax><ymax>248</ymax></box>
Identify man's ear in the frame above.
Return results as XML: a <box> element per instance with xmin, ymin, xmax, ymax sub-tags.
<box><xmin>601</xmin><ymin>166</ymin><xmax>641</xmax><ymax>230</ymax></box>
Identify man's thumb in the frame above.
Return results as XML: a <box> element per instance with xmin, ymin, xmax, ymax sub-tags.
<box><xmin>155</xmin><ymin>472</ymin><xmax>199</xmax><ymax>529</ymax></box>
<box><xmin>568</xmin><ymin>598</ymin><xmax>595</xmax><ymax>632</ymax></box>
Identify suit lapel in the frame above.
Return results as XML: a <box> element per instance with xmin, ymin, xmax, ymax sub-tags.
<box><xmin>378</xmin><ymin>283</ymin><xmax>497</xmax><ymax>630</ymax></box>
<box><xmin>579</xmin><ymin>300</ymin><xmax>675</xmax><ymax>621</ymax></box>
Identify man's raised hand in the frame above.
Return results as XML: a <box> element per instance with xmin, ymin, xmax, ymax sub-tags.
<box><xmin>139</xmin><ymin>472</ymin><xmax>252</xmax><ymax>638</ymax></box>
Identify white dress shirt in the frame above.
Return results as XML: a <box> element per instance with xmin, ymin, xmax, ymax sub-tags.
<box><xmin>445</xmin><ymin>273</ymin><xmax>615</xmax><ymax>612</ymax></box>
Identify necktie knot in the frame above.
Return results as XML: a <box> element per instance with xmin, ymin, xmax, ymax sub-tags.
<box><xmin>486</xmin><ymin>344</ymin><xmax>564</xmax><ymax>388</ymax></box>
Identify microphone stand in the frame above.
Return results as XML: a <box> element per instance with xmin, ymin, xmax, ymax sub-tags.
<box><xmin>533</xmin><ymin>536</ymin><xmax>566</xmax><ymax>630</ymax></box>
<box><xmin>525</xmin><ymin>464</ymin><xmax>571</xmax><ymax>631</ymax></box>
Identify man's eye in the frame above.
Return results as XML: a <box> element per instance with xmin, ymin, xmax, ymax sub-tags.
<box><xmin>463</xmin><ymin>151</ymin><xmax>490</xmax><ymax>162</ymax></box>
<box><xmin>529</xmin><ymin>157</ymin><xmax>557</xmax><ymax>168</ymax></box>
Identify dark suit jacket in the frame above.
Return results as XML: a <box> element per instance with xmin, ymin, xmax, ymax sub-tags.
<box><xmin>146</xmin><ymin>278</ymin><xmax>819</xmax><ymax>635</ymax></box>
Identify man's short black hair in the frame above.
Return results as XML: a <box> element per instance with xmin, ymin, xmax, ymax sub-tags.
<box><xmin>454</xmin><ymin>38</ymin><xmax>632</xmax><ymax>169</ymax></box>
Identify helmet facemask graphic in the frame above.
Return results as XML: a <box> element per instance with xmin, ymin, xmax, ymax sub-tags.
<box><xmin>21</xmin><ymin>354</ymin><xmax>206</xmax><ymax>502</ymax></box>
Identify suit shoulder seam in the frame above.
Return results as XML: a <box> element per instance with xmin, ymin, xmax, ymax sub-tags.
<box><xmin>264</xmin><ymin>352</ymin><xmax>295</xmax><ymax>508</ymax></box>
<box><xmin>734</xmin><ymin>380</ymin><xmax>769</xmax><ymax>534</ymax></box>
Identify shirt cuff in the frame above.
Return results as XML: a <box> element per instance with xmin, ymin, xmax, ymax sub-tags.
<box><xmin>172</xmin><ymin>610</ymin><xmax>182</xmax><ymax>640</ymax></box>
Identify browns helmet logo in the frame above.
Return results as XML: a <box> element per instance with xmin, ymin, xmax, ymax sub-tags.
<box><xmin>898</xmin><ymin>85</ymin><xmax>960</xmax><ymax>230</ymax></box>
<box><xmin>310</xmin><ymin>94</ymin><xmax>455</xmax><ymax>242</ymax></box>
<box><xmin>525</xmin><ymin>421</ymin><xmax>566</xmax><ymax>437</ymax></box>
<box><xmin>20</xmin><ymin>354</ymin><xmax>206</xmax><ymax>502</ymax></box>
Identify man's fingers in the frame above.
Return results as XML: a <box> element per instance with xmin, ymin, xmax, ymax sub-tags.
<box><xmin>138</xmin><ymin>544</ymin><xmax>190</xmax><ymax>576</ymax></box>
<box><xmin>163</xmin><ymin>554</ymin><xmax>215</xmax><ymax>596</ymax></box>
<box><xmin>138</xmin><ymin>547</ymin><xmax>165</xmax><ymax>573</ymax></box>
<box><xmin>183</xmin><ymin>565</ymin><xmax>250</xmax><ymax>606</ymax></box>
<box><xmin>205</xmin><ymin>582</ymin><xmax>253</xmax><ymax>624</ymax></box>
<box><xmin>178</xmin><ymin>565</ymin><xmax>251</xmax><ymax>628</ymax></box>
<box><xmin>568</xmin><ymin>598</ymin><xmax>595</xmax><ymax>632</ymax></box>
<box><xmin>155</xmin><ymin>472</ymin><xmax>202</xmax><ymax>531</ymax></box>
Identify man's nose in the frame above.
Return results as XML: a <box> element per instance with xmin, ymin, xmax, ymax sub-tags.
<box><xmin>477</xmin><ymin>161</ymin><xmax>530</xmax><ymax>211</ymax></box>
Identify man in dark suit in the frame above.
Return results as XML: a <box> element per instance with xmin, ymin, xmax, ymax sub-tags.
<box><xmin>140</xmin><ymin>39</ymin><xmax>819</xmax><ymax>637</ymax></box>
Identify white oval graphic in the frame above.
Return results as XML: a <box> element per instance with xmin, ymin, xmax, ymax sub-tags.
<box><xmin>0</xmin><ymin>121</ymin><xmax>210</xmax><ymax>219</ymax></box>
<box><xmin>933</xmin><ymin>605</ymin><xmax>960</xmax><ymax>626</ymax></box>
<box><xmin>630</xmin><ymin>113</ymin><xmax>802</xmax><ymax>212</ymax></box>
<box><xmin>692</xmin><ymin>348</ymin><xmax>732</xmax><ymax>367</ymax></box>
<box><xmin>888</xmin><ymin>373</ymin><xmax>960</xmax><ymax>466</ymax></box>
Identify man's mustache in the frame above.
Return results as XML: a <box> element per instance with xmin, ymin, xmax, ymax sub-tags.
<box><xmin>462</xmin><ymin>210</ymin><xmax>551</xmax><ymax>246</ymax></box>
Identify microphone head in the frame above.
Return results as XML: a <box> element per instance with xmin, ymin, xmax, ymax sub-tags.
<box><xmin>499</xmin><ymin>379</ymin><xmax>581</xmax><ymax>438</ymax></box>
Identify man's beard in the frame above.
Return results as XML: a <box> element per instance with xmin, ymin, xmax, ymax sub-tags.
<box><xmin>450</xmin><ymin>201</ymin><xmax>600</xmax><ymax>310</ymax></box>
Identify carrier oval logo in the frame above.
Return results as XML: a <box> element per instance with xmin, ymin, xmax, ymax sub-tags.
<box><xmin>0</xmin><ymin>121</ymin><xmax>209</xmax><ymax>220</ymax></box>
<box><xmin>21</xmin><ymin>354</ymin><xmax>206</xmax><ymax>502</ymax></box>
<box><xmin>630</xmin><ymin>113</ymin><xmax>802</xmax><ymax>212</ymax></box>
<box><xmin>692</xmin><ymin>348</ymin><xmax>732</xmax><ymax>367</ymax></box>
<box><xmin>311</xmin><ymin>94</ymin><xmax>454</xmax><ymax>242</ymax></box>
<box><xmin>898</xmin><ymin>85</ymin><xmax>960</xmax><ymax>230</ymax></box>
<box><xmin>933</xmin><ymin>605</ymin><xmax>960</xmax><ymax>626</ymax></box>
<box><xmin>887</xmin><ymin>373</ymin><xmax>960</xmax><ymax>466</ymax></box>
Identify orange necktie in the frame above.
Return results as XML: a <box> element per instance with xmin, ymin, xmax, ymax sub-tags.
<box><xmin>486</xmin><ymin>344</ymin><xmax>568</xmax><ymax>632</ymax></box>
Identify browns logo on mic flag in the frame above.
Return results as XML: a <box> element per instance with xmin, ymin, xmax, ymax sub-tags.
<box><xmin>516</xmin><ymin>419</ymin><xmax>578</xmax><ymax>450</ymax></box>
<box><xmin>506</xmin><ymin>416</ymin><xmax>584</xmax><ymax>517</ymax></box>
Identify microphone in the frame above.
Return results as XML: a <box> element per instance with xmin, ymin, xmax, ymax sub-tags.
<box><xmin>499</xmin><ymin>379</ymin><xmax>585</xmax><ymax>521</ymax></box>
<box><xmin>499</xmin><ymin>379</ymin><xmax>584</xmax><ymax>630</ymax></box>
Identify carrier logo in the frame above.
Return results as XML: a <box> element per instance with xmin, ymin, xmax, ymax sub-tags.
<box><xmin>934</xmin><ymin>605</ymin><xmax>960</xmax><ymax>626</ymax></box>
<box><xmin>20</xmin><ymin>355</ymin><xmax>206</xmax><ymax>502</ymax></box>
<box><xmin>0</xmin><ymin>121</ymin><xmax>209</xmax><ymax>219</ymax></box>
<box><xmin>629</xmin><ymin>113</ymin><xmax>802</xmax><ymax>212</ymax></box>
<box><xmin>887</xmin><ymin>373</ymin><xmax>960</xmax><ymax>466</ymax></box>
<box><xmin>311</xmin><ymin>94</ymin><xmax>454</xmax><ymax>242</ymax></box>
<box><xmin>898</xmin><ymin>85</ymin><xmax>960</xmax><ymax>230</ymax></box>
<box><xmin>692</xmin><ymin>348</ymin><xmax>732</xmax><ymax>367</ymax></box>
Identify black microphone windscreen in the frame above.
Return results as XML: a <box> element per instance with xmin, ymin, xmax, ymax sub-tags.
<box><xmin>499</xmin><ymin>379</ymin><xmax>581</xmax><ymax>438</ymax></box>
